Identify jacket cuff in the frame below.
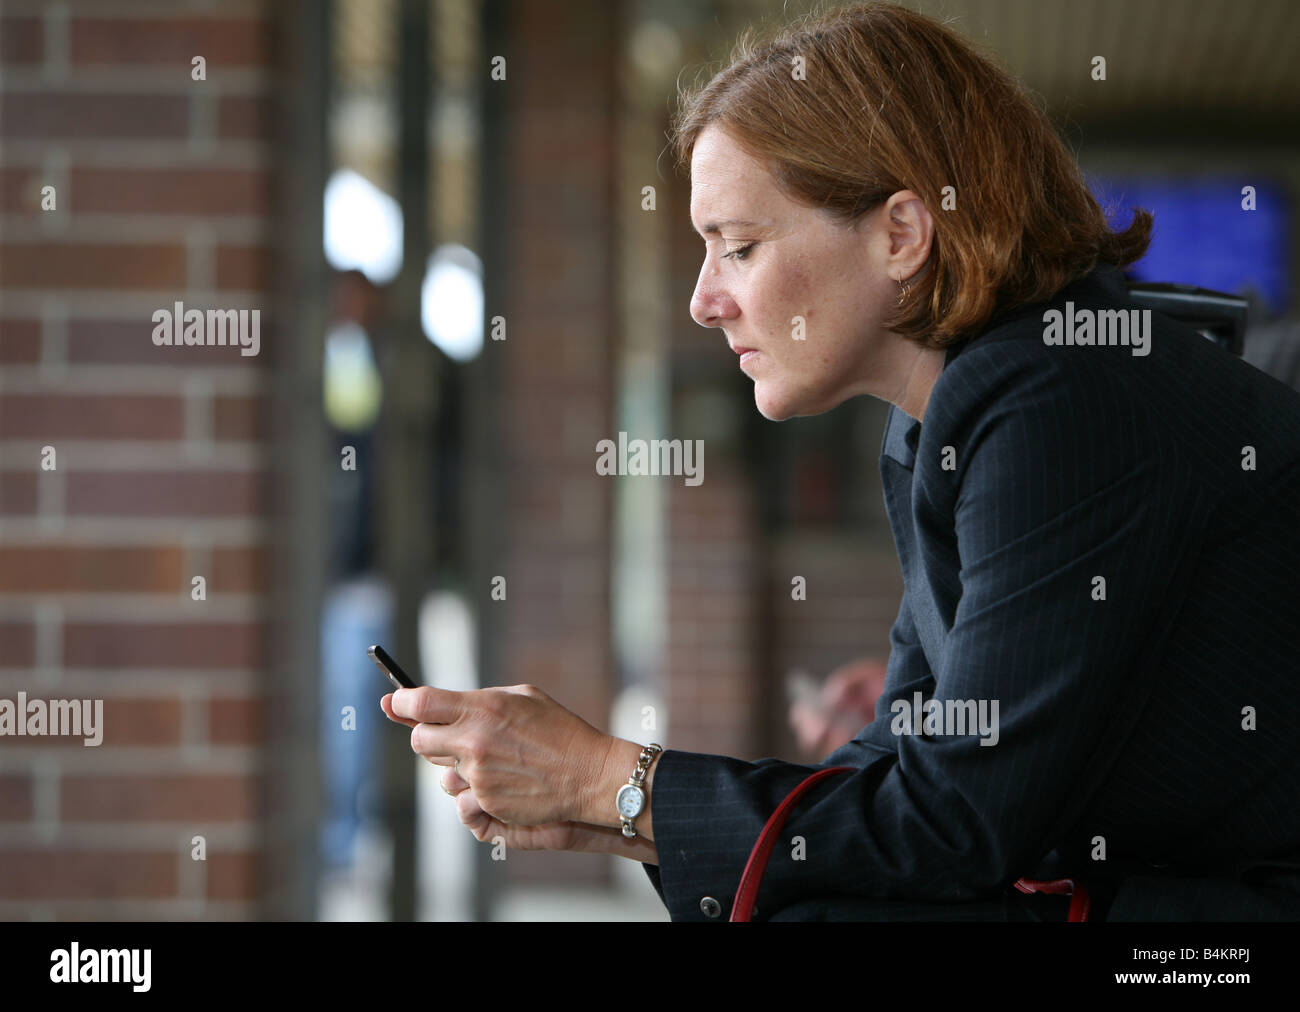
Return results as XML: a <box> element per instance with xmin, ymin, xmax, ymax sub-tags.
<box><xmin>643</xmin><ymin>748</ymin><xmax>819</xmax><ymax>921</ymax></box>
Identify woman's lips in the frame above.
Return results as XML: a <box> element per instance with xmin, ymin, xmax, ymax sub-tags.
<box><xmin>738</xmin><ymin>349</ymin><xmax>760</xmax><ymax>367</ymax></box>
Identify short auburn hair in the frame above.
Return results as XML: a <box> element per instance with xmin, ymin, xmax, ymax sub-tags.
<box><xmin>670</xmin><ymin>2</ymin><xmax>1152</xmax><ymax>348</ymax></box>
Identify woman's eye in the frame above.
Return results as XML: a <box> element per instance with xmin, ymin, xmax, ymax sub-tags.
<box><xmin>722</xmin><ymin>243</ymin><xmax>755</xmax><ymax>261</ymax></box>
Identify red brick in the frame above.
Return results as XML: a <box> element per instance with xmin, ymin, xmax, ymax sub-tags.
<box><xmin>0</xmin><ymin>775</ymin><xmax>33</xmax><ymax>820</ymax></box>
<box><xmin>0</xmin><ymin>850</ymin><xmax>178</xmax><ymax>899</ymax></box>
<box><xmin>61</xmin><ymin>773</ymin><xmax>258</xmax><ymax>821</ymax></box>
<box><xmin>0</xmin><ymin>394</ymin><xmax>184</xmax><ymax>440</ymax></box>
<box><xmin>205</xmin><ymin>849</ymin><xmax>258</xmax><ymax>900</ymax></box>
<box><xmin>0</xmin><ymin>473</ymin><xmax>39</xmax><ymax>516</ymax></box>
<box><xmin>0</xmin><ymin>167</ymin><xmax>47</xmax><ymax>213</ymax></box>
<box><xmin>212</xmin><ymin>395</ymin><xmax>263</xmax><ymax>441</ymax></box>
<box><xmin>0</xmin><ymin>319</ymin><xmax>42</xmax><ymax>363</ymax></box>
<box><xmin>70</xmin><ymin>167</ymin><xmax>270</xmax><ymax>216</ymax></box>
<box><xmin>0</xmin><ymin>242</ymin><xmax>186</xmax><ymax>290</ymax></box>
<box><xmin>210</xmin><ymin>546</ymin><xmax>264</xmax><ymax>591</ymax></box>
<box><xmin>72</xmin><ymin>16</ymin><xmax>268</xmax><ymax>67</ymax></box>
<box><xmin>0</xmin><ymin>92</ymin><xmax>189</xmax><ymax>140</ymax></box>
<box><xmin>208</xmin><ymin>696</ymin><xmax>261</xmax><ymax>745</ymax></box>
<box><xmin>0</xmin><ymin>17</ymin><xmax>42</xmax><ymax>63</ymax></box>
<box><xmin>0</xmin><ymin>545</ymin><xmax>184</xmax><ymax>593</ymax></box>
<box><xmin>217</xmin><ymin>95</ymin><xmax>269</xmax><ymax>141</ymax></box>
<box><xmin>0</xmin><ymin>622</ymin><xmax>36</xmax><ymax>665</ymax></box>
<box><xmin>63</xmin><ymin>621</ymin><xmax>263</xmax><ymax>669</ymax></box>
<box><xmin>96</xmin><ymin>697</ymin><xmax>184</xmax><ymax>746</ymax></box>
<box><xmin>215</xmin><ymin>245</ymin><xmax>267</xmax><ymax>290</ymax></box>
<box><xmin>65</xmin><ymin>471</ymin><xmax>262</xmax><ymax>517</ymax></box>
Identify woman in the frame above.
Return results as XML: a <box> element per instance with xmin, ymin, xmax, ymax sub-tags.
<box><xmin>382</xmin><ymin>2</ymin><xmax>1300</xmax><ymax>920</ymax></box>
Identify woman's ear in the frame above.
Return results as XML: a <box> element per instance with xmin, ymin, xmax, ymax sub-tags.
<box><xmin>884</xmin><ymin>189</ymin><xmax>934</xmax><ymax>280</ymax></box>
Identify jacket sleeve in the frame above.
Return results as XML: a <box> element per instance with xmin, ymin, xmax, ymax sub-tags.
<box><xmin>640</xmin><ymin>343</ymin><xmax>1205</xmax><ymax>921</ymax></box>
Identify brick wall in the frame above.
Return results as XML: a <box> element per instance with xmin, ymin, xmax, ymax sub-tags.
<box><xmin>0</xmin><ymin>0</ymin><xmax>273</xmax><ymax>918</ymax></box>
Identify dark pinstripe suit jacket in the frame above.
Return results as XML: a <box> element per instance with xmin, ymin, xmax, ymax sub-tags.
<box><xmin>642</xmin><ymin>264</ymin><xmax>1300</xmax><ymax>921</ymax></box>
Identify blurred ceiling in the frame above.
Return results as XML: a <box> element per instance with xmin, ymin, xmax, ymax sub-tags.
<box><xmin>940</xmin><ymin>0</ymin><xmax>1298</xmax><ymax>115</ymax></box>
<box><xmin>336</xmin><ymin>1</ymin><xmax>1300</xmax><ymax>122</ymax></box>
<box><xmin>707</xmin><ymin>0</ymin><xmax>1300</xmax><ymax>137</ymax></box>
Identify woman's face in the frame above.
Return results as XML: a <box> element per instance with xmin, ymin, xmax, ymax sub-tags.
<box><xmin>689</xmin><ymin>125</ymin><xmax>928</xmax><ymax>421</ymax></box>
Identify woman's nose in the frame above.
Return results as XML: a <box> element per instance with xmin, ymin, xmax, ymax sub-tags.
<box><xmin>690</xmin><ymin>269</ymin><xmax>735</xmax><ymax>328</ymax></box>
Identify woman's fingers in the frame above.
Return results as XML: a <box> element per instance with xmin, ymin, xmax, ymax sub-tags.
<box><xmin>384</xmin><ymin>682</ymin><xmax>606</xmax><ymax>826</ymax></box>
<box><xmin>389</xmin><ymin>686</ymin><xmax>461</xmax><ymax>724</ymax></box>
<box><xmin>381</xmin><ymin>696</ymin><xmax>462</xmax><ymax>764</ymax></box>
<box><xmin>456</xmin><ymin>786</ymin><xmax>492</xmax><ymax>835</ymax></box>
<box><xmin>410</xmin><ymin>722</ymin><xmax>462</xmax><ymax>765</ymax></box>
<box><xmin>382</xmin><ymin>686</ymin><xmax>462</xmax><ymax>726</ymax></box>
<box><xmin>451</xmin><ymin>788</ymin><xmax>577</xmax><ymax>852</ymax></box>
<box><xmin>440</xmin><ymin>766</ymin><xmax>470</xmax><ymax>796</ymax></box>
<box><xmin>379</xmin><ymin>693</ymin><xmax>419</xmax><ymax>728</ymax></box>
<box><xmin>381</xmin><ymin>696</ymin><xmax>458</xmax><ymax>765</ymax></box>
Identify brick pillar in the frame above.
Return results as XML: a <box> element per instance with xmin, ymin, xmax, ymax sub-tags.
<box><xmin>492</xmin><ymin>0</ymin><xmax>617</xmax><ymax>886</ymax></box>
<box><xmin>0</xmin><ymin>1</ymin><xmax>275</xmax><ymax>918</ymax></box>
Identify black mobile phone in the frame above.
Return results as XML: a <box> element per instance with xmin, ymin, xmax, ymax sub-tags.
<box><xmin>368</xmin><ymin>644</ymin><xmax>420</xmax><ymax>690</ymax></box>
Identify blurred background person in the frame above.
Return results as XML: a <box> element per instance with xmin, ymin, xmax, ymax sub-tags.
<box><xmin>319</xmin><ymin>269</ymin><xmax>392</xmax><ymax>917</ymax></box>
<box><xmin>787</xmin><ymin>658</ymin><xmax>886</xmax><ymax>761</ymax></box>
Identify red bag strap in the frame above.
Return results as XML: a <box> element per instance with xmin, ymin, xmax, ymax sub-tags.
<box><xmin>730</xmin><ymin>767</ymin><xmax>854</xmax><ymax>922</ymax></box>
<box><xmin>1013</xmin><ymin>876</ymin><xmax>1091</xmax><ymax>922</ymax></box>
<box><xmin>730</xmin><ymin>766</ymin><xmax>1092</xmax><ymax>922</ymax></box>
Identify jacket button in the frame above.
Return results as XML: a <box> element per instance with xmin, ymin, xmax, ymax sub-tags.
<box><xmin>699</xmin><ymin>896</ymin><xmax>722</xmax><ymax>918</ymax></box>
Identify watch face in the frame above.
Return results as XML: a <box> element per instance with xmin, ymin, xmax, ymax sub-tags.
<box><xmin>616</xmin><ymin>784</ymin><xmax>644</xmax><ymax>818</ymax></box>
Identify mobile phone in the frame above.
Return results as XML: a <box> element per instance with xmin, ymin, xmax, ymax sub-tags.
<box><xmin>368</xmin><ymin>644</ymin><xmax>420</xmax><ymax>690</ymax></box>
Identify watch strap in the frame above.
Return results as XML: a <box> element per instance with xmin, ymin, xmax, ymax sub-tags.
<box><xmin>619</xmin><ymin>743</ymin><xmax>662</xmax><ymax>838</ymax></box>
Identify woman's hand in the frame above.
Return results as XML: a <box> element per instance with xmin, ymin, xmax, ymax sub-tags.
<box><xmin>447</xmin><ymin>776</ymin><xmax>585</xmax><ymax>851</ymax></box>
<box><xmin>441</xmin><ymin>776</ymin><xmax>655</xmax><ymax>862</ymax></box>
<box><xmin>379</xmin><ymin>683</ymin><xmax>615</xmax><ymax>829</ymax></box>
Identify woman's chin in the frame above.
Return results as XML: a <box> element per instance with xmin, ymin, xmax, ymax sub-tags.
<box><xmin>754</xmin><ymin>381</ymin><xmax>833</xmax><ymax>421</ymax></box>
<box><xmin>754</xmin><ymin>384</ymin><xmax>798</xmax><ymax>421</ymax></box>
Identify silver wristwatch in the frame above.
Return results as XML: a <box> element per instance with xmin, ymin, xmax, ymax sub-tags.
<box><xmin>616</xmin><ymin>743</ymin><xmax>662</xmax><ymax>838</ymax></box>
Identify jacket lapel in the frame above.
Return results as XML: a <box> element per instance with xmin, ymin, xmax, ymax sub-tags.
<box><xmin>880</xmin><ymin>406</ymin><xmax>947</xmax><ymax>663</ymax></box>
